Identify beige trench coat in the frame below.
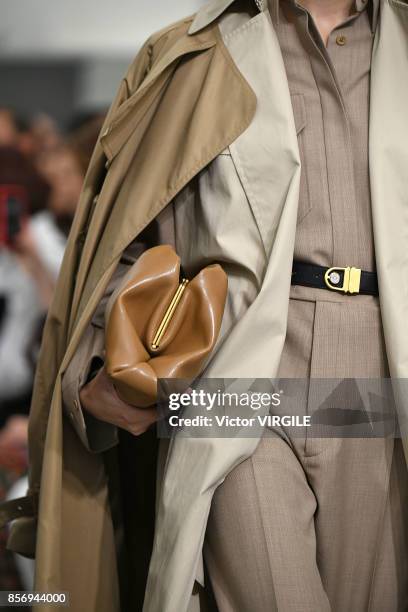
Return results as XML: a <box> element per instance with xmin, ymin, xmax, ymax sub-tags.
<box><xmin>2</xmin><ymin>1</ymin><xmax>408</xmax><ymax>611</ymax></box>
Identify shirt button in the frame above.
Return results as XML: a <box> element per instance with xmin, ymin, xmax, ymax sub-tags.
<box><xmin>336</xmin><ymin>34</ymin><xmax>347</xmax><ymax>46</ymax></box>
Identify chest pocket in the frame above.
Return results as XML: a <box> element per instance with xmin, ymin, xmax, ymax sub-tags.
<box><xmin>291</xmin><ymin>93</ymin><xmax>311</xmax><ymax>223</ymax></box>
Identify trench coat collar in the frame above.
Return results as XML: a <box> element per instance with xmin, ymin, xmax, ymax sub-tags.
<box><xmin>188</xmin><ymin>0</ymin><xmax>267</xmax><ymax>34</ymax></box>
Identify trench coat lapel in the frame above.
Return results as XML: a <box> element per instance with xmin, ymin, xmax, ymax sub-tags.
<box><xmin>223</xmin><ymin>9</ymin><xmax>300</xmax><ymax>256</ymax></box>
<box><xmin>369</xmin><ymin>0</ymin><xmax>408</xmax><ymax>444</ymax></box>
<box><xmin>74</xmin><ymin>32</ymin><xmax>257</xmax><ymax>328</ymax></box>
<box><xmin>71</xmin><ymin>31</ymin><xmax>219</xmax><ymax>325</ymax></box>
<box><xmin>100</xmin><ymin>34</ymin><xmax>218</xmax><ymax>161</ymax></box>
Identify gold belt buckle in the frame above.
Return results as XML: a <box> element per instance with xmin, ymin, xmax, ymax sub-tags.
<box><xmin>324</xmin><ymin>266</ymin><xmax>361</xmax><ymax>294</ymax></box>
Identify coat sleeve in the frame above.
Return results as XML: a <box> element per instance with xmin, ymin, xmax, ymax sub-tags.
<box><xmin>60</xmin><ymin>256</ymin><xmax>132</xmax><ymax>453</ymax></box>
<box><xmin>61</xmin><ymin>205</ymin><xmax>175</xmax><ymax>453</ymax></box>
<box><xmin>61</xmin><ymin>310</ymin><xmax>114</xmax><ymax>453</ymax></box>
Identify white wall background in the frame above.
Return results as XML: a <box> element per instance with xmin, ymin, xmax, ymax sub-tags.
<box><xmin>0</xmin><ymin>0</ymin><xmax>206</xmax><ymax>123</ymax></box>
<box><xmin>0</xmin><ymin>0</ymin><xmax>203</xmax><ymax>58</ymax></box>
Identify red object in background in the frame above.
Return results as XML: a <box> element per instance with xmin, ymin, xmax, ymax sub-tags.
<box><xmin>0</xmin><ymin>185</ymin><xmax>28</xmax><ymax>247</ymax></box>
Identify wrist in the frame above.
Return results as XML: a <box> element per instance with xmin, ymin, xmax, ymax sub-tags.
<box><xmin>79</xmin><ymin>381</ymin><xmax>91</xmax><ymax>410</ymax></box>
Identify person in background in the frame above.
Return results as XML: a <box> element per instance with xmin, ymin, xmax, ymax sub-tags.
<box><xmin>31</xmin><ymin>113</ymin><xmax>105</xmax><ymax>276</ymax></box>
<box><xmin>0</xmin><ymin>111</ymin><xmax>104</xmax><ymax>593</ymax></box>
<box><xmin>0</xmin><ymin>145</ymin><xmax>50</xmax><ymax>595</ymax></box>
<box><xmin>0</xmin><ymin>108</ymin><xmax>38</xmax><ymax>159</ymax></box>
<box><xmin>0</xmin><ymin>147</ymin><xmax>51</xmax><ymax>405</ymax></box>
<box><xmin>0</xmin><ymin>109</ymin><xmax>18</xmax><ymax>148</ymax></box>
<box><xmin>14</xmin><ymin>117</ymin><xmax>37</xmax><ymax>161</ymax></box>
<box><xmin>29</xmin><ymin>114</ymin><xmax>62</xmax><ymax>158</ymax></box>
<box><xmin>0</xmin><ymin>112</ymin><xmax>106</xmax><ymax>405</ymax></box>
<box><xmin>67</xmin><ymin>113</ymin><xmax>105</xmax><ymax>175</ymax></box>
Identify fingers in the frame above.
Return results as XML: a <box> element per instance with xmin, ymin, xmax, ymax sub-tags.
<box><xmin>80</xmin><ymin>368</ymin><xmax>158</xmax><ymax>436</ymax></box>
<box><xmin>118</xmin><ymin>404</ymin><xmax>158</xmax><ymax>436</ymax></box>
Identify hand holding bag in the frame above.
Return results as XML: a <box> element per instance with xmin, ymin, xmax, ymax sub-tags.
<box><xmin>105</xmin><ymin>245</ymin><xmax>228</xmax><ymax>407</ymax></box>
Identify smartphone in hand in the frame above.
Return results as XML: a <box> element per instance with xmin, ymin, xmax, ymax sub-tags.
<box><xmin>0</xmin><ymin>185</ymin><xmax>28</xmax><ymax>248</ymax></box>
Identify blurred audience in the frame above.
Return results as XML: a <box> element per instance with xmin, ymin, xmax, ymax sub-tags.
<box><xmin>0</xmin><ymin>105</ymin><xmax>105</xmax><ymax>590</ymax></box>
<box><xmin>0</xmin><ymin>147</ymin><xmax>51</xmax><ymax>405</ymax></box>
<box><xmin>0</xmin><ymin>109</ymin><xmax>19</xmax><ymax>148</ymax></box>
<box><xmin>68</xmin><ymin>113</ymin><xmax>105</xmax><ymax>174</ymax></box>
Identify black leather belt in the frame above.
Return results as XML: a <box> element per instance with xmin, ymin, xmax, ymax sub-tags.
<box><xmin>291</xmin><ymin>261</ymin><xmax>379</xmax><ymax>296</ymax></box>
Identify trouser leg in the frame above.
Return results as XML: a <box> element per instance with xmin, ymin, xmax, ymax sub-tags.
<box><xmin>204</xmin><ymin>435</ymin><xmax>331</xmax><ymax>612</ymax></box>
<box><xmin>305</xmin><ymin>436</ymin><xmax>400</xmax><ymax>611</ymax></box>
<box><xmin>204</xmin><ymin>434</ymin><xmax>408</xmax><ymax>612</ymax></box>
<box><xmin>364</xmin><ymin>438</ymin><xmax>408</xmax><ymax>612</ymax></box>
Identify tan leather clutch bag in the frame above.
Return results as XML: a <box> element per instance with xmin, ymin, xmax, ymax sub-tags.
<box><xmin>105</xmin><ymin>245</ymin><xmax>228</xmax><ymax>407</ymax></box>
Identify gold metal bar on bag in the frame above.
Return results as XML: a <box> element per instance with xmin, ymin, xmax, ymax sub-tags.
<box><xmin>151</xmin><ymin>278</ymin><xmax>189</xmax><ymax>349</ymax></box>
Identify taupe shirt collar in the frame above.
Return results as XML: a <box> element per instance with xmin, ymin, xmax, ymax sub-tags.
<box><xmin>269</xmin><ymin>0</ymin><xmax>380</xmax><ymax>33</ymax></box>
